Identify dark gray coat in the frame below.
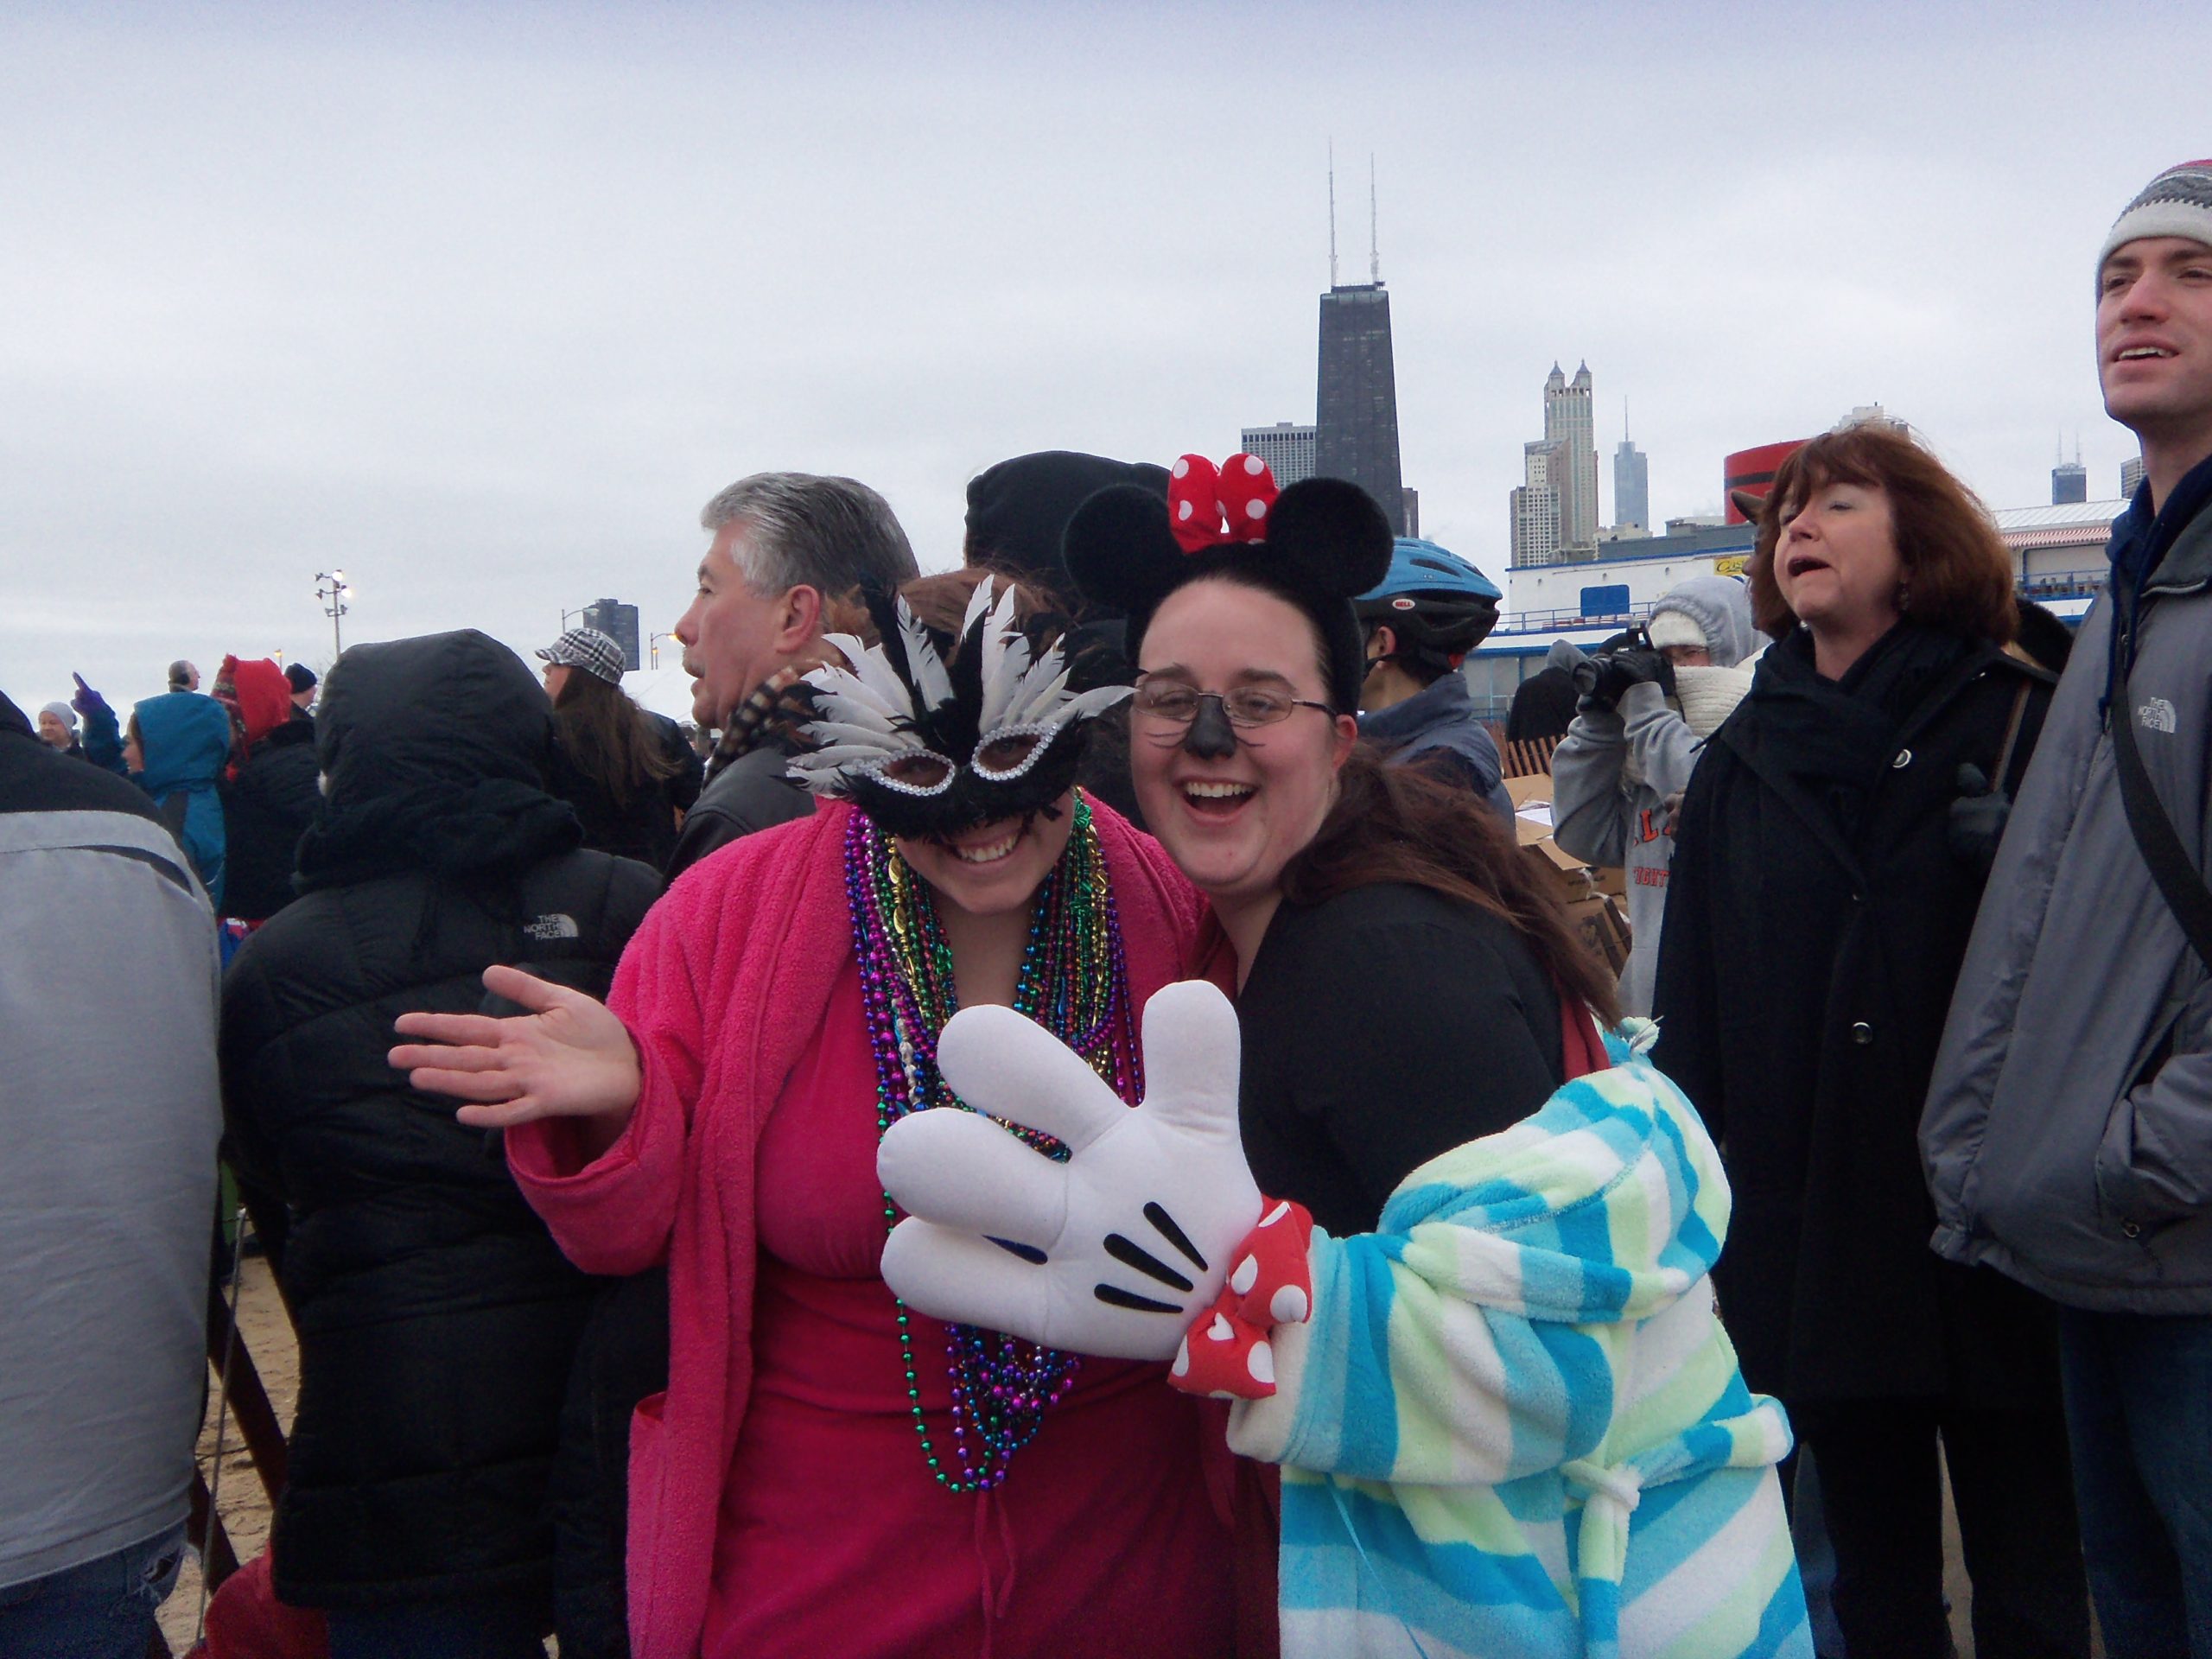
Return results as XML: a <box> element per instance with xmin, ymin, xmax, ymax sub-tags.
<box><xmin>1924</xmin><ymin>503</ymin><xmax>2212</xmax><ymax>1313</ymax></box>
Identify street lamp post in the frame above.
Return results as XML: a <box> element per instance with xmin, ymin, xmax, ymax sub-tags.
<box><xmin>315</xmin><ymin>570</ymin><xmax>352</xmax><ymax>658</ymax></box>
<box><xmin>649</xmin><ymin>630</ymin><xmax>679</xmax><ymax>670</ymax></box>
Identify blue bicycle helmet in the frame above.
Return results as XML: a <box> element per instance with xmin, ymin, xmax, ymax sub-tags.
<box><xmin>1355</xmin><ymin>538</ymin><xmax>1502</xmax><ymax>673</ymax></box>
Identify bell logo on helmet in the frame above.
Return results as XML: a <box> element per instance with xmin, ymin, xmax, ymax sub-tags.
<box><xmin>1390</xmin><ymin>596</ymin><xmax>1415</xmax><ymax>610</ymax></box>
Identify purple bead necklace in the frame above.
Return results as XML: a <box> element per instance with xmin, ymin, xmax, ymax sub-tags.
<box><xmin>846</xmin><ymin>795</ymin><xmax>1141</xmax><ymax>1493</ymax></box>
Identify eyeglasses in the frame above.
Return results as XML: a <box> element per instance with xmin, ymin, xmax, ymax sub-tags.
<box><xmin>1130</xmin><ymin>682</ymin><xmax>1336</xmax><ymax>729</ymax></box>
<box><xmin>862</xmin><ymin>725</ymin><xmax>1059</xmax><ymax>797</ymax></box>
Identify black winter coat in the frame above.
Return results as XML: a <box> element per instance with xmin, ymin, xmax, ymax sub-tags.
<box><xmin>548</xmin><ymin>712</ymin><xmax>702</xmax><ymax>872</ymax></box>
<box><xmin>219</xmin><ymin>715</ymin><xmax>321</xmax><ymax>921</ymax></box>
<box><xmin>1650</xmin><ymin>624</ymin><xmax>2059</xmax><ymax>1407</ymax></box>
<box><xmin>219</xmin><ymin>630</ymin><xmax>659</xmax><ymax>1611</ymax></box>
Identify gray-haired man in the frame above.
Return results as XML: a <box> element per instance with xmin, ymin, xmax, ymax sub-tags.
<box><xmin>551</xmin><ymin>472</ymin><xmax>916</xmax><ymax>1659</ymax></box>
<box><xmin>664</xmin><ymin>471</ymin><xmax>918</xmax><ymax>881</ymax></box>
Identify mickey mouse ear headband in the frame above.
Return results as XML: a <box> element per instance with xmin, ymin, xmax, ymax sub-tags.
<box><xmin>1064</xmin><ymin>452</ymin><xmax>1394</xmax><ymax>714</ymax></box>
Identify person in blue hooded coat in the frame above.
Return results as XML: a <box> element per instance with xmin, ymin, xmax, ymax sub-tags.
<box><xmin>128</xmin><ymin>689</ymin><xmax>233</xmax><ymax>910</ymax></box>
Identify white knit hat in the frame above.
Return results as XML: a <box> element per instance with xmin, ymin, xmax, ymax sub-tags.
<box><xmin>1647</xmin><ymin>609</ymin><xmax>1709</xmax><ymax>653</ymax></box>
<box><xmin>2098</xmin><ymin>161</ymin><xmax>2212</xmax><ymax>279</ymax></box>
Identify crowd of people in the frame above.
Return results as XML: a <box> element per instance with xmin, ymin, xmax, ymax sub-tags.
<box><xmin>5</xmin><ymin>160</ymin><xmax>2212</xmax><ymax>1659</ymax></box>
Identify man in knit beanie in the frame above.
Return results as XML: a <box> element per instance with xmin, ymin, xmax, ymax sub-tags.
<box><xmin>34</xmin><ymin>702</ymin><xmax>79</xmax><ymax>755</ymax></box>
<box><xmin>1923</xmin><ymin>161</ymin><xmax>2212</xmax><ymax>1656</ymax></box>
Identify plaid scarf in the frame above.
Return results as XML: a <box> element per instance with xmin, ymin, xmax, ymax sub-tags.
<box><xmin>703</xmin><ymin>665</ymin><xmax>817</xmax><ymax>785</ymax></box>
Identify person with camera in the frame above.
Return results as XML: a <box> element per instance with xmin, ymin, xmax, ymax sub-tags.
<box><xmin>1352</xmin><ymin>537</ymin><xmax>1513</xmax><ymax>823</ymax></box>
<box><xmin>1551</xmin><ymin>575</ymin><xmax>1759</xmax><ymax>1014</ymax></box>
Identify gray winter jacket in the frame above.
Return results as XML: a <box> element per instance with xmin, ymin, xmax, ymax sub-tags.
<box><xmin>0</xmin><ymin>697</ymin><xmax>221</xmax><ymax>1589</ymax></box>
<box><xmin>1552</xmin><ymin>575</ymin><xmax>1758</xmax><ymax>1014</ymax></box>
<box><xmin>1923</xmin><ymin>504</ymin><xmax>2212</xmax><ymax>1312</ymax></box>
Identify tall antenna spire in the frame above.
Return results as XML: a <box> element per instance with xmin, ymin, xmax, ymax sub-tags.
<box><xmin>1327</xmin><ymin>140</ymin><xmax>1338</xmax><ymax>289</ymax></box>
<box><xmin>1369</xmin><ymin>153</ymin><xmax>1379</xmax><ymax>283</ymax></box>
<box><xmin>1624</xmin><ymin>396</ymin><xmax>1630</xmax><ymax>441</ymax></box>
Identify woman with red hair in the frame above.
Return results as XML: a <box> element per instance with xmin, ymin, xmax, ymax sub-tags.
<box><xmin>1651</xmin><ymin>423</ymin><xmax>2091</xmax><ymax>1656</ymax></box>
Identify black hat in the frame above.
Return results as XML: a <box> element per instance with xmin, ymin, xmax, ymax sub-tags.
<box><xmin>1064</xmin><ymin>465</ymin><xmax>1392</xmax><ymax>714</ymax></box>
<box><xmin>963</xmin><ymin>451</ymin><xmax>1171</xmax><ymax>608</ymax></box>
<box><xmin>284</xmin><ymin>662</ymin><xmax>319</xmax><ymax>695</ymax></box>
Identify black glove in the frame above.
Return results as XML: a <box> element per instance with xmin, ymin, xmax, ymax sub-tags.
<box><xmin>1583</xmin><ymin>649</ymin><xmax>1673</xmax><ymax>711</ymax></box>
<box><xmin>1948</xmin><ymin>763</ymin><xmax>2012</xmax><ymax>873</ymax></box>
<box><xmin>1568</xmin><ymin>652</ymin><xmax>1600</xmax><ymax>701</ymax></box>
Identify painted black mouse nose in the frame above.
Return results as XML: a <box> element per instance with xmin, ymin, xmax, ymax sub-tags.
<box><xmin>1182</xmin><ymin>696</ymin><xmax>1239</xmax><ymax>760</ymax></box>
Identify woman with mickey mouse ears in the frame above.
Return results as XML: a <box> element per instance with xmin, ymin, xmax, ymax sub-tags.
<box><xmin>390</xmin><ymin>568</ymin><xmax>1250</xmax><ymax>1659</ymax></box>
<box><xmin>878</xmin><ymin>454</ymin><xmax>1812</xmax><ymax>1656</ymax></box>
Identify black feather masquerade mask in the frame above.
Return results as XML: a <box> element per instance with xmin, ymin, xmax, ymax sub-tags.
<box><xmin>788</xmin><ymin>579</ymin><xmax>1133</xmax><ymax>840</ymax></box>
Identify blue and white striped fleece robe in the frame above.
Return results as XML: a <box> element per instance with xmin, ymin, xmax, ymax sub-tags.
<box><xmin>1228</xmin><ymin>1022</ymin><xmax>1810</xmax><ymax>1658</ymax></box>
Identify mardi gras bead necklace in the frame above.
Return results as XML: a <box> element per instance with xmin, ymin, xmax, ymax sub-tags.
<box><xmin>845</xmin><ymin>793</ymin><xmax>1141</xmax><ymax>1493</ymax></box>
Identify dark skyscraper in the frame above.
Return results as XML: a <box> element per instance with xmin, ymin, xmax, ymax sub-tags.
<box><xmin>1314</xmin><ymin>282</ymin><xmax>1406</xmax><ymax>535</ymax></box>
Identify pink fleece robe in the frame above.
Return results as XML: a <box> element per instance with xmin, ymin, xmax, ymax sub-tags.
<box><xmin>508</xmin><ymin>799</ymin><xmax>1236</xmax><ymax>1659</ymax></box>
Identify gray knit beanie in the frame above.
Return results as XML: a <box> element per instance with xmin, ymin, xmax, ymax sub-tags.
<box><xmin>2098</xmin><ymin>161</ymin><xmax>2212</xmax><ymax>280</ymax></box>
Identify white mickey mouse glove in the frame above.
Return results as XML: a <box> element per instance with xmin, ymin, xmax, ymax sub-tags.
<box><xmin>878</xmin><ymin>978</ymin><xmax>1262</xmax><ymax>1361</ymax></box>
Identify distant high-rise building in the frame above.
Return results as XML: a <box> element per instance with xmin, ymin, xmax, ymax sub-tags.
<box><xmin>582</xmin><ymin>598</ymin><xmax>640</xmax><ymax>672</ymax></box>
<box><xmin>1242</xmin><ymin>423</ymin><xmax>1317</xmax><ymax>486</ymax></box>
<box><xmin>1510</xmin><ymin>439</ymin><xmax>1566</xmax><ymax>567</ymax></box>
<box><xmin>2122</xmin><ymin>454</ymin><xmax>2146</xmax><ymax>498</ymax></box>
<box><xmin>1314</xmin><ymin>283</ymin><xmax>1407</xmax><ymax>534</ymax></box>
<box><xmin>1402</xmin><ymin>487</ymin><xmax>1420</xmax><ymax>538</ymax></box>
<box><xmin>2052</xmin><ymin>457</ymin><xmax>2088</xmax><ymax>505</ymax></box>
<box><xmin>1543</xmin><ymin>363</ymin><xmax>1599</xmax><ymax>550</ymax></box>
<box><xmin>1614</xmin><ymin>433</ymin><xmax>1649</xmax><ymax>532</ymax></box>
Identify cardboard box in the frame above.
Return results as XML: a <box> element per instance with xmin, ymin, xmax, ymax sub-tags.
<box><xmin>1503</xmin><ymin>772</ymin><xmax>1594</xmax><ymax>900</ymax></box>
<box><xmin>1566</xmin><ymin>893</ymin><xmax>1632</xmax><ymax>977</ymax></box>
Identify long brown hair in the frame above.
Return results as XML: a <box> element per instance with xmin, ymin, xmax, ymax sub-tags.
<box><xmin>552</xmin><ymin>670</ymin><xmax>679</xmax><ymax>804</ymax></box>
<box><xmin>1281</xmin><ymin>747</ymin><xmax>1624</xmax><ymax>1028</ymax></box>
<box><xmin>1747</xmin><ymin>423</ymin><xmax>2017</xmax><ymax>645</ymax></box>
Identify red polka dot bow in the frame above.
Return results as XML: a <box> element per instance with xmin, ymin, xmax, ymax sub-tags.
<box><xmin>1168</xmin><ymin>1197</ymin><xmax>1314</xmax><ymax>1401</ymax></box>
<box><xmin>1168</xmin><ymin>453</ymin><xmax>1281</xmax><ymax>555</ymax></box>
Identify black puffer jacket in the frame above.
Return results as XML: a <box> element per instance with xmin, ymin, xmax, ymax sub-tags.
<box><xmin>1651</xmin><ymin>623</ymin><xmax>2056</xmax><ymax>1407</ymax></box>
<box><xmin>219</xmin><ymin>631</ymin><xmax>658</xmax><ymax>1611</ymax></box>
<box><xmin>219</xmin><ymin>714</ymin><xmax>321</xmax><ymax>920</ymax></box>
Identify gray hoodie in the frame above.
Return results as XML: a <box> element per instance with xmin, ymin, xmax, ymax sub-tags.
<box><xmin>1923</xmin><ymin>501</ymin><xmax>2212</xmax><ymax>1312</ymax></box>
<box><xmin>1552</xmin><ymin>575</ymin><xmax>1758</xmax><ymax>1014</ymax></box>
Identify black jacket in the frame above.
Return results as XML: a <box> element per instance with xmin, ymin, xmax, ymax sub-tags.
<box><xmin>548</xmin><ymin>712</ymin><xmax>702</xmax><ymax>873</ymax></box>
<box><xmin>219</xmin><ymin>632</ymin><xmax>658</xmax><ymax>1610</ymax></box>
<box><xmin>1237</xmin><ymin>882</ymin><xmax>1564</xmax><ymax>1238</ymax></box>
<box><xmin>1650</xmin><ymin>624</ymin><xmax>2057</xmax><ymax>1406</ymax></box>
<box><xmin>664</xmin><ymin>738</ymin><xmax>813</xmax><ymax>884</ymax></box>
<box><xmin>219</xmin><ymin>715</ymin><xmax>321</xmax><ymax>921</ymax></box>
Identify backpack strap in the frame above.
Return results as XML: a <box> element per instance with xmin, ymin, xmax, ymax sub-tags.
<box><xmin>2111</xmin><ymin>662</ymin><xmax>2212</xmax><ymax>975</ymax></box>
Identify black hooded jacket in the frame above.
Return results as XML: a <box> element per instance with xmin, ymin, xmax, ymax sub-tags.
<box><xmin>219</xmin><ymin>631</ymin><xmax>658</xmax><ymax>1611</ymax></box>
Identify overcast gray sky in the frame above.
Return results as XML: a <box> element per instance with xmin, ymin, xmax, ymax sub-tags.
<box><xmin>4</xmin><ymin>1</ymin><xmax>2205</xmax><ymax>721</ymax></box>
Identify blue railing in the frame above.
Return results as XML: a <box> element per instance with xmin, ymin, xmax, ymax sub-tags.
<box><xmin>1488</xmin><ymin>569</ymin><xmax>2107</xmax><ymax>641</ymax></box>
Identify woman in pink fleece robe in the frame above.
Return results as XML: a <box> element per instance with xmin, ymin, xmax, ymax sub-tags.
<box><xmin>391</xmin><ymin>571</ymin><xmax>1245</xmax><ymax>1659</ymax></box>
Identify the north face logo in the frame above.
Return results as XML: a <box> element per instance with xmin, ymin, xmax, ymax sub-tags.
<box><xmin>523</xmin><ymin>913</ymin><xmax>580</xmax><ymax>941</ymax></box>
<box><xmin>2138</xmin><ymin>697</ymin><xmax>2178</xmax><ymax>734</ymax></box>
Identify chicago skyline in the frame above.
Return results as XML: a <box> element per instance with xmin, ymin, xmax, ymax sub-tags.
<box><xmin>1313</xmin><ymin>279</ymin><xmax>1408</xmax><ymax>536</ymax></box>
